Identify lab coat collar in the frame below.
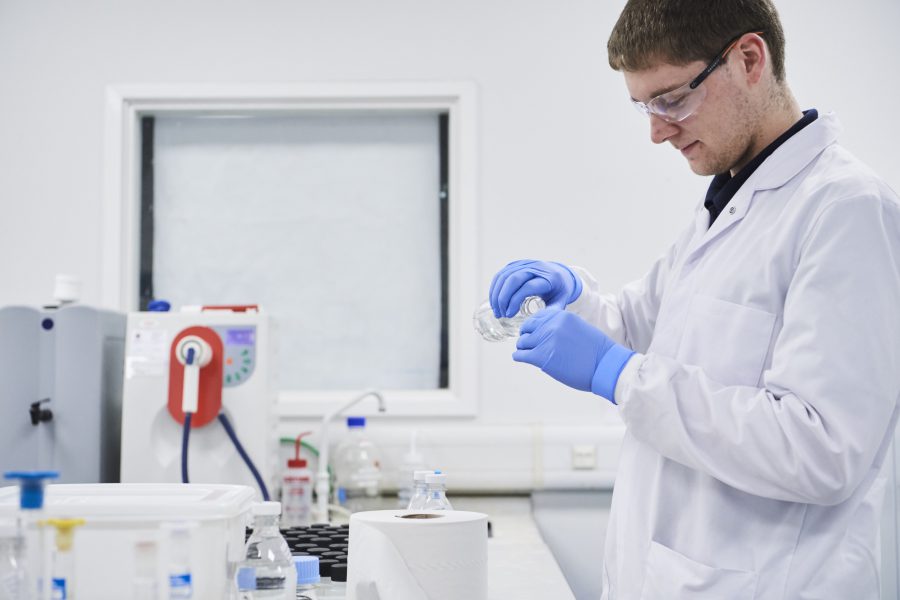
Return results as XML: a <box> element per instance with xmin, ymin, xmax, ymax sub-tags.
<box><xmin>686</xmin><ymin>112</ymin><xmax>842</xmax><ymax>260</ymax></box>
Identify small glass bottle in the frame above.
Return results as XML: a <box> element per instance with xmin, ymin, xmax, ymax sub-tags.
<box><xmin>422</xmin><ymin>473</ymin><xmax>453</xmax><ymax>510</ymax></box>
<box><xmin>406</xmin><ymin>470</ymin><xmax>434</xmax><ymax>511</ymax></box>
<box><xmin>324</xmin><ymin>564</ymin><xmax>347</xmax><ymax>600</ymax></box>
<box><xmin>238</xmin><ymin>502</ymin><xmax>296</xmax><ymax>599</ymax></box>
<box><xmin>293</xmin><ymin>555</ymin><xmax>319</xmax><ymax>600</ymax></box>
<box><xmin>472</xmin><ymin>296</ymin><xmax>546</xmax><ymax>341</ymax></box>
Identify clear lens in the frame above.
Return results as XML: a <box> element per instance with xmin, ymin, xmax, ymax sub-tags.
<box><xmin>647</xmin><ymin>81</ymin><xmax>706</xmax><ymax>122</ymax></box>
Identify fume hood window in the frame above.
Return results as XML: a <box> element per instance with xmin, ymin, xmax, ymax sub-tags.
<box><xmin>139</xmin><ymin>112</ymin><xmax>449</xmax><ymax>391</ymax></box>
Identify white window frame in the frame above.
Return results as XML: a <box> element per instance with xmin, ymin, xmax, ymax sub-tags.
<box><xmin>102</xmin><ymin>82</ymin><xmax>479</xmax><ymax>417</ymax></box>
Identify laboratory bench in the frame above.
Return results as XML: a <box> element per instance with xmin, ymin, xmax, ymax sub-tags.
<box><xmin>439</xmin><ymin>495</ymin><xmax>576</xmax><ymax>600</ymax></box>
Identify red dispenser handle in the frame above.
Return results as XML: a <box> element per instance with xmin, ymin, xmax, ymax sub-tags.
<box><xmin>167</xmin><ymin>326</ymin><xmax>223</xmax><ymax>428</ymax></box>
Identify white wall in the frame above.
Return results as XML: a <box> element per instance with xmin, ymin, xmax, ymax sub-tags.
<box><xmin>1</xmin><ymin>1</ymin><xmax>899</xmax><ymax>486</ymax></box>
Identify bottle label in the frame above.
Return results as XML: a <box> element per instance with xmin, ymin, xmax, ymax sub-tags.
<box><xmin>169</xmin><ymin>572</ymin><xmax>193</xmax><ymax>597</ymax></box>
<box><xmin>51</xmin><ymin>578</ymin><xmax>66</xmax><ymax>600</ymax></box>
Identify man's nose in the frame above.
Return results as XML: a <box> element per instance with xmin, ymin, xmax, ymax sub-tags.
<box><xmin>649</xmin><ymin>114</ymin><xmax>678</xmax><ymax>145</ymax></box>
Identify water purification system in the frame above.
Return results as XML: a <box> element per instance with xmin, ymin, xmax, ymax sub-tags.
<box><xmin>0</xmin><ymin>305</ymin><xmax>125</xmax><ymax>482</ymax></box>
<box><xmin>119</xmin><ymin>306</ymin><xmax>275</xmax><ymax>499</ymax></box>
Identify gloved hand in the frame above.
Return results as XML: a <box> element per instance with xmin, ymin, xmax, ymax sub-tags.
<box><xmin>514</xmin><ymin>308</ymin><xmax>635</xmax><ymax>402</ymax></box>
<box><xmin>489</xmin><ymin>260</ymin><xmax>583</xmax><ymax>318</ymax></box>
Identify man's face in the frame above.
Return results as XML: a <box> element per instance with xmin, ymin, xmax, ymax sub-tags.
<box><xmin>624</xmin><ymin>58</ymin><xmax>755</xmax><ymax>176</ymax></box>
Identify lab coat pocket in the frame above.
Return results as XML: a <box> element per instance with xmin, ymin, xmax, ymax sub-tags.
<box><xmin>678</xmin><ymin>295</ymin><xmax>776</xmax><ymax>387</ymax></box>
<box><xmin>639</xmin><ymin>541</ymin><xmax>758</xmax><ymax>600</ymax></box>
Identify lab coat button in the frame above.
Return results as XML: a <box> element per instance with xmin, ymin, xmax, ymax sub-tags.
<box><xmin>729</xmin><ymin>206</ymin><xmax>736</xmax><ymax>215</ymax></box>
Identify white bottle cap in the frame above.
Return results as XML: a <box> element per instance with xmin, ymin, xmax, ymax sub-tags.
<box><xmin>413</xmin><ymin>470</ymin><xmax>433</xmax><ymax>482</ymax></box>
<box><xmin>252</xmin><ymin>501</ymin><xmax>282</xmax><ymax>516</ymax></box>
<box><xmin>53</xmin><ymin>274</ymin><xmax>81</xmax><ymax>304</ymax></box>
<box><xmin>425</xmin><ymin>473</ymin><xmax>446</xmax><ymax>485</ymax></box>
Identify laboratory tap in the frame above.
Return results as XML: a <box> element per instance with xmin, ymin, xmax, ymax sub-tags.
<box><xmin>314</xmin><ymin>389</ymin><xmax>385</xmax><ymax>523</ymax></box>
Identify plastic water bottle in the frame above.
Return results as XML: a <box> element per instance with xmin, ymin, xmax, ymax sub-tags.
<box><xmin>422</xmin><ymin>473</ymin><xmax>453</xmax><ymax>510</ymax></box>
<box><xmin>332</xmin><ymin>417</ymin><xmax>383</xmax><ymax>513</ymax></box>
<box><xmin>472</xmin><ymin>296</ymin><xmax>546</xmax><ymax>341</ymax></box>
<box><xmin>237</xmin><ymin>502</ymin><xmax>297</xmax><ymax>599</ymax></box>
<box><xmin>406</xmin><ymin>470</ymin><xmax>434</xmax><ymax>511</ymax></box>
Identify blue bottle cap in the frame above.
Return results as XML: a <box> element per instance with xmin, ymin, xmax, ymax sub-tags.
<box><xmin>347</xmin><ymin>416</ymin><xmax>366</xmax><ymax>428</ymax></box>
<box><xmin>3</xmin><ymin>471</ymin><xmax>59</xmax><ymax>510</ymax></box>
<box><xmin>147</xmin><ymin>300</ymin><xmax>171</xmax><ymax>312</ymax></box>
<box><xmin>295</xmin><ymin>555</ymin><xmax>321</xmax><ymax>585</ymax></box>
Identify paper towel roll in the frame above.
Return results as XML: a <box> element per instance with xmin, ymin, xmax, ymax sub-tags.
<box><xmin>347</xmin><ymin>510</ymin><xmax>488</xmax><ymax>600</ymax></box>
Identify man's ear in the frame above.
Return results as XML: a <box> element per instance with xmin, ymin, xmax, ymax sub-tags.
<box><xmin>735</xmin><ymin>33</ymin><xmax>767</xmax><ymax>86</ymax></box>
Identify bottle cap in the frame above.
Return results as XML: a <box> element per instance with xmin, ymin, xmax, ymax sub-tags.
<box><xmin>4</xmin><ymin>471</ymin><xmax>59</xmax><ymax>510</ymax></box>
<box><xmin>53</xmin><ymin>274</ymin><xmax>81</xmax><ymax>304</ymax></box>
<box><xmin>295</xmin><ymin>555</ymin><xmax>321</xmax><ymax>585</ymax></box>
<box><xmin>251</xmin><ymin>501</ymin><xmax>282</xmax><ymax>516</ymax></box>
<box><xmin>43</xmin><ymin>518</ymin><xmax>85</xmax><ymax>552</ymax></box>
<box><xmin>425</xmin><ymin>473</ymin><xmax>446</xmax><ymax>485</ymax></box>
<box><xmin>347</xmin><ymin>416</ymin><xmax>366</xmax><ymax>428</ymax></box>
<box><xmin>147</xmin><ymin>299</ymin><xmax>171</xmax><ymax>312</ymax></box>
<box><xmin>413</xmin><ymin>470</ymin><xmax>434</xmax><ymax>482</ymax></box>
<box><xmin>318</xmin><ymin>558</ymin><xmax>339</xmax><ymax>577</ymax></box>
<box><xmin>330</xmin><ymin>563</ymin><xmax>348</xmax><ymax>582</ymax></box>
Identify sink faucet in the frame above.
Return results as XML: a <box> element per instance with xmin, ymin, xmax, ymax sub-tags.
<box><xmin>314</xmin><ymin>389</ymin><xmax>386</xmax><ymax>523</ymax></box>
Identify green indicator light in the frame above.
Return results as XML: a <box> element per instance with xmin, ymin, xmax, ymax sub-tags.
<box><xmin>235</xmin><ymin>372</ymin><xmax>241</xmax><ymax>381</ymax></box>
<box><xmin>242</xmin><ymin>349</ymin><xmax>249</xmax><ymax>356</ymax></box>
<box><xmin>226</xmin><ymin>374</ymin><xmax>232</xmax><ymax>384</ymax></box>
<box><xmin>241</xmin><ymin>366</ymin><xmax>248</xmax><ymax>373</ymax></box>
<box><xmin>243</xmin><ymin>358</ymin><xmax>251</xmax><ymax>365</ymax></box>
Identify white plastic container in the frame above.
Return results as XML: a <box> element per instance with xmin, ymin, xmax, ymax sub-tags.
<box><xmin>0</xmin><ymin>483</ymin><xmax>255</xmax><ymax>600</ymax></box>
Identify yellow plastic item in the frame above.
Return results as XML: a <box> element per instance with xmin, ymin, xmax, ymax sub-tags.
<box><xmin>43</xmin><ymin>518</ymin><xmax>86</xmax><ymax>552</ymax></box>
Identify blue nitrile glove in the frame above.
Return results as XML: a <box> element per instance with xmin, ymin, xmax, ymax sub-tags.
<box><xmin>489</xmin><ymin>260</ymin><xmax>583</xmax><ymax>318</ymax></box>
<box><xmin>513</xmin><ymin>308</ymin><xmax>635</xmax><ymax>402</ymax></box>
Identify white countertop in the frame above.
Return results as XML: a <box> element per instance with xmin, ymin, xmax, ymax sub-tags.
<box><xmin>452</xmin><ymin>496</ymin><xmax>576</xmax><ymax>600</ymax></box>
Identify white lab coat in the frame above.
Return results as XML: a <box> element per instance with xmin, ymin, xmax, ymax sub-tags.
<box><xmin>569</xmin><ymin>112</ymin><xmax>900</xmax><ymax>599</ymax></box>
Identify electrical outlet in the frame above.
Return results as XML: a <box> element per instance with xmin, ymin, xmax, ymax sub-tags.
<box><xmin>572</xmin><ymin>445</ymin><xmax>597</xmax><ymax>470</ymax></box>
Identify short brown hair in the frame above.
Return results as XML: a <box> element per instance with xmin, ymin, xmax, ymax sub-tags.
<box><xmin>607</xmin><ymin>0</ymin><xmax>787</xmax><ymax>82</ymax></box>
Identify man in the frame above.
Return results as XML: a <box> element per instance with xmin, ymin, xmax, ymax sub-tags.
<box><xmin>488</xmin><ymin>1</ymin><xmax>900</xmax><ymax>597</ymax></box>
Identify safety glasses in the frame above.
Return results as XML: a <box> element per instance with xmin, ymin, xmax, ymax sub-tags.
<box><xmin>632</xmin><ymin>31</ymin><xmax>764</xmax><ymax>123</ymax></box>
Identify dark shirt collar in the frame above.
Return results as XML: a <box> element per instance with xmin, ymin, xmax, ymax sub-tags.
<box><xmin>705</xmin><ymin>109</ymin><xmax>818</xmax><ymax>227</ymax></box>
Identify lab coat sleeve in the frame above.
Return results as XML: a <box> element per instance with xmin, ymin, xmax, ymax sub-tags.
<box><xmin>615</xmin><ymin>194</ymin><xmax>900</xmax><ymax>505</ymax></box>
<box><xmin>565</xmin><ymin>226</ymin><xmax>690</xmax><ymax>353</ymax></box>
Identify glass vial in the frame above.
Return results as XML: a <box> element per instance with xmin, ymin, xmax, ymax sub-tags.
<box><xmin>472</xmin><ymin>296</ymin><xmax>546</xmax><ymax>341</ymax></box>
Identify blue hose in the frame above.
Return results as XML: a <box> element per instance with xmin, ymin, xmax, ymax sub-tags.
<box><xmin>218</xmin><ymin>412</ymin><xmax>270</xmax><ymax>501</ymax></box>
<box><xmin>181</xmin><ymin>412</ymin><xmax>192</xmax><ymax>484</ymax></box>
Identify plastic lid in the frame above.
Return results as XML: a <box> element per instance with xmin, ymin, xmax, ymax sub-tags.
<box><xmin>413</xmin><ymin>470</ymin><xmax>433</xmax><ymax>482</ymax></box>
<box><xmin>347</xmin><ymin>416</ymin><xmax>366</xmax><ymax>428</ymax></box>
<box><xmin>251</xmin><ymin>501</ymin><xmax>282</xmax><ymax>516</ymax></box>
<box><xmin>425</xmin><ymin>473</ymin><xmax>446</xmax><ymax>485</ymax></box>
<box><xmin>319</xmin><ymin>558</ymin><xmax>339</xmax><ymax>577</ymax></box>
<box><xmin>4</xmin><ymin>471</ymin><xmax>59</xmax><ymax>510</ymax></box>
<box><xmin>330</xmin><ymin>563</ymin><xmax>348</xmax><ymax>582</ymax></box>
<box><xmin>295</xmin><ymin>555</ymin><xmax>321</xmax><ymax>585</ymax></box>
<box><xmin>147</xmin><ymin>300</ymin><xmax>171</xmax><ymax>312</ymax></box>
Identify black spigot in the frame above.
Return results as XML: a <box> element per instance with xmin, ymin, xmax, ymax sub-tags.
<box><xmin>29</xmin><ymin>399</ymin><xmax>53</xmax><ymax>426</ymax></box>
